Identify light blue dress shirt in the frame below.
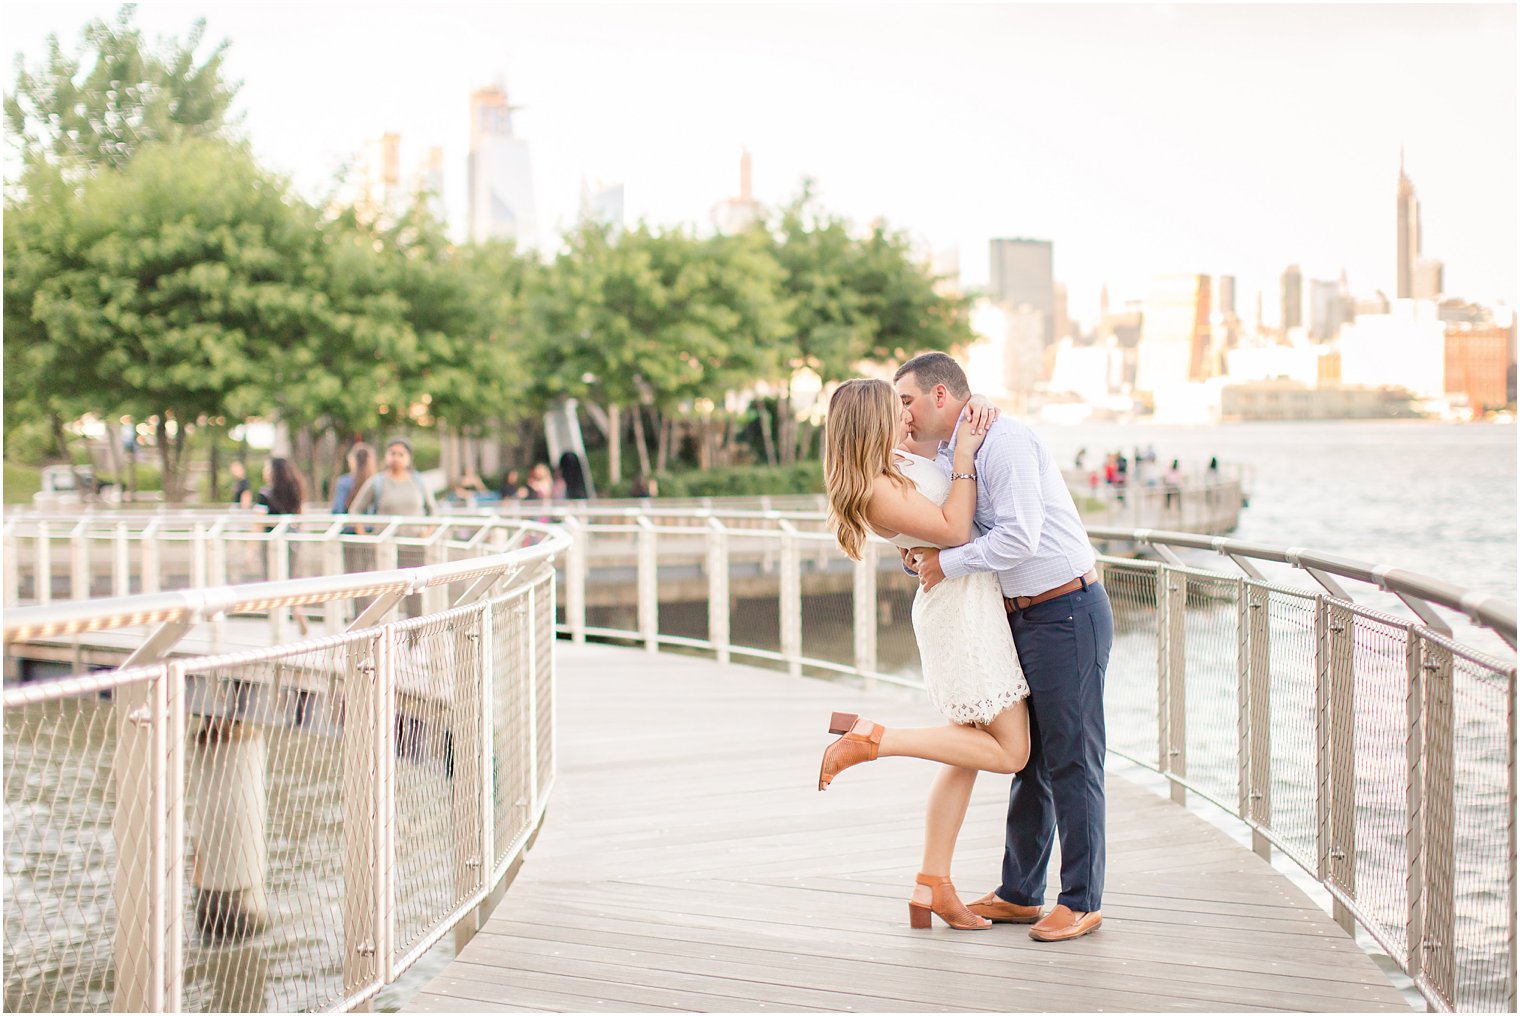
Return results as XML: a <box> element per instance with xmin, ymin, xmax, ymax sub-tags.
<box><xmin>936</xmin><ymin>417</ymin><xmax>1096</xmax><ymax>598</ymax></box>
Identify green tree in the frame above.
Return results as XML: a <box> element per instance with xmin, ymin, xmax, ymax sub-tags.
<box><xmin>528</xmin><ymin>222</ymin><xmax>789</xmax><ymax>483</ymax></box>
<box><xmin>4</xmin><ymin>138</ymin><xmax>333</xmax><ymax>499</ymax></box>
<box><xmin>6</xmin><ymin>4</ymin><xmax>239</xmax><ymax>176</ymax></box>
<box><xmin>764</xmin><ymin>184</ymin><xmax>975</xmax><ymax>464</ymax></box>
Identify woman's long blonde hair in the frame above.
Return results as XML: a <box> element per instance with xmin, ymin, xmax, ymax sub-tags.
<box><xmin>824</xmin><ymin>379</ymin><xmax>912</xmax><ymax>560</ymax></box>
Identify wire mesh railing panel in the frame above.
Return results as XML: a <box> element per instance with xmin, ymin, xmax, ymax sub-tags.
<box><xmin>178</xmin><ymin>640</ymin><xmax>356</xmax><ymax>1013</ymax></box>
<box><xmin>799</xmin><ymin>535</ymin><xmax>855</xmax><ymax>673</ymax></box>
<box><xmin>1435</xmin><ymin>634</ymin><xmax>1516</xmax><ymax>1011</ymax></box>
<box><xmin>491</xmin><ymin>592</ymin><xmax>533</xmax><ymax>870</ymax></box>
<box><xmin>869</xmin><ymin>561</ymin><xmax>920</xmax><ymax>686</ymax></box>
<box><xmin>388</xmin><ymin>607</ymin><xmax>485</xmax><ymax>964</ymax></box>
<box><xmin>1340</xmin><ymin>605</ymin><xmax>1416</xmax><ymax>967</ymax></box>
<box><xmin>724</xmin><ymin>532</ymin><xmax>784</xmax><ymax>664</ymax></box>
<box><xmin>1102</xmin><ymin>562</ymin><xmax>1162</xmax><ymax>769</ymax></box>
<box><xmin>654</xmin><ymin>531</ymin><xmax>709</xmax><ymax>645</ymax></box>
<box><xmin>1181</xmin><ymin>572</ymin><xmax>1244</xmax><ymax>807</ymax></box>
<box><xmin>4</xmin><ymin>677</ymin><xmax>137</xmax><ymax>1012</ymax></box>
<box><xmin>1261</xmin><ymin>586</ymin><xmax>1321</xmax><ymax>873</ymax></box>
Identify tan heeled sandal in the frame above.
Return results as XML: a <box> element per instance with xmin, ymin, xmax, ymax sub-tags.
<box><xmin>908</xmin><ymin>872</ymin><xmax>991</xmax><ymax>931</ymax></box>
<box><xmin>817</xmin><ymin>716</ymin><xmax>883</xmax><ymax>790</ymax></box>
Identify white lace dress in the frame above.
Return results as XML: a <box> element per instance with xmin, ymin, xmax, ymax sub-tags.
<box><xmin>886</xmin><ymin>452</ymin><xmax>1029</xmax><ymax>725</ymax></box>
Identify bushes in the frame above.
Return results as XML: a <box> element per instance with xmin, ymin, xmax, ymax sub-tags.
<box><xmin>606</xmin><ymin>461</ymin><xmax>824</xmax><ymax>499</ymax></box>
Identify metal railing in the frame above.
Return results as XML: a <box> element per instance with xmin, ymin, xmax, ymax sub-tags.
<box><xmin>4</xmin><ymin>506</ymin><xmax>1513</xmax><ymax>1011</ymax></box>
<box><xmin>3</xmin><ymin>514</ymin><xmax>568</xmax><ymax>1013</ymax></box>
<box><xmin>543</xmin><ymin>508</ymin><xmax>1513</xmax><ymax>1013</ymax></box>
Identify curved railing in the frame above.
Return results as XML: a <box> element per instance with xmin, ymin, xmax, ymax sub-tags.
<box><xmin>2</xmin><ymin>514</ymin><xmax>569</xmax><ymax>1013</ymax></box>
<box><xmin>3</xmin><ymin>507</ymin><xmax>1514</xmax><ymax>1011</ymax></box>
<box><xmin>525</xmin><ymin>508</ymin><xmax>1508</xmax><ymax>1013</ymax></box>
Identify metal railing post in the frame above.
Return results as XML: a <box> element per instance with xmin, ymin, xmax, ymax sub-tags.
<box><xmin>191</xmin><ymin>523</ymin><xmax>209</xmax><ymax>592</ymax></box>
<box><xmin>1246</xmin><ymin>582</ymin><xmax>1272</xmax><ymax>859</ymax></box>
<box><xmin>526</xmin><ymin>594</ymin><xmax>539</xmax><ymax>815</ymax></box>
<box><xmin>114</xmin><ymin>521</ymin><xmax>131</xmax><ymax>597</ymax></box>
<box><xmin>166</xmin><ymin>663</ymin><xmax>186</xmax><ymax>1012</ymax></box>
<box><xmin>853</xmin><ymin>541</ymin><xmax>878</xmax><ymax>691</ymax></box>
<box><xmin>636</xmin><ymin>517</ymin><xmax>658</xmax><ymax>653</ymax></box>
<box><xmin>3</xmin><ymin>521</ymin><xmax>19</xmax><ymax>608</ymax></box>
<box><xmin>1423</xmin><ymin>636</ymin><xmax>1456</xmax><ymax>1007</ymax></box>
<box><xmin>707</xmin><ymin>518</ymin><xmax>730</xmax><ymax>665</ymax></box>
<box><xmin>1508</xmin><ymin>660</ymin><xmax>1518</xmax><ymax>1015</ymax></box>
<box><xmin>1165</xmin><ymin>569</ymin><xmax>1187</xmax><ymax>804</ymax></box>
<box><xmin>141</xmin><ymin>520</ymin><xmax>161</xmax><ymax>595</ymax></box>
<box><xmin>1155</xmin><ymin>567</ymin><xmax>1170</xmax><ymax>775</ymax></box>
<box><xmin>564</xmin><ymin>517</ymin><xmax>587</xmax><ymax>644</ymax></box>
<box><xmin>1404</xmin><ymin>628</ymin><xmax>1425</xmax><ymax>988</ymax></box>
<box><xmin>1327</xmin><ymin>600</ymin><xmax>1357</xmax><ymax>936</ymax></box>
<box><xmin>475</xmin><ymin>596</ymin><xmax>497</xmax><ymax>932</ymax></box>
<box><xmin>269</xmin><ymin>525</ymin><xmax>290</xmax><ymax>645</ymax></box>
<box><xmin>1314</xmin><ymin>596</ymin><xmax>1332</xmax><ymax>891</ymax></box>
<box><xmin>452</xmin><ymin>608</ymin><xmax>486</xmax><ymax>952</ymax></box>
<box><xmin>70</xmin><ymin>519</ymin><xmax>89</xmax><ymax>600</ymax></box>
<box><xmin>779</xmin><ymin>521</ymin><xmax>802</xmax><ymax>677</ymax></box>
<box><xmin>343</xmin><ymin>634</ymin><xmax>383</xmax><ymax>1004</ymax></box>
<box><xmin>111</xmin><ymin>669</ymin><xmax>166</xmax><ymax>1011</ymax></box>
<box><xmin>36</xmin><ymin>522</ymin><xmax>52</xmax><ymax>605</ymax></box>
<box><xmin>324</xmin><ymin>528</ymin><xmax>344</xmax><ymax>634</ymax></box>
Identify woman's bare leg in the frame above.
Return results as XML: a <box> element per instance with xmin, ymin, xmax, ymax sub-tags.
<box><xmin>912</xmin><ymin>763</ymin><xmax>978</xmax><ymax>905</ymax></box>
<box><xmin>878</xmin><ymin>702</ymin><xmax>1030</xmax><ymax>774</ymax></box>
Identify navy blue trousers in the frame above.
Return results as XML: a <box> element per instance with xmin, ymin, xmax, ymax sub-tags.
<box><xmin>999</xmin><ymin>580</ymin><xmax>1113</xmax><ymax>913</ymax></box>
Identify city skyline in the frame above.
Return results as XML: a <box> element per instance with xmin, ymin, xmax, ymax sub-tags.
<box><xmin>5</xmin><ymin>3</ymin><xmax>1515</xmax><ymax>327</ymax></box>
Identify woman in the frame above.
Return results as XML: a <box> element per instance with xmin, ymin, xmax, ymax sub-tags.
<box><xmin>347</xmin><ymin>437</ymin><xmax>438</xmax><ymax>517</ymax></box>
<box><xmin>330</xmin><ymin>442</ymin><xmax>376</xmax><ymax>514</ymax></box>
<box><xmin>256</xmin><ymin>457</ymin><xmax>305</xmax><ymax>516</ymax></box>
<box><xmin>256</xmin><ymin>456</ymin><xmax>308</xmax><ymax>633</ymax></box>
<box><xmin>820</xmin><ymin>378</ymin><xmax>1030</xmax><ymax>932</ymax></box>
<box><xmin>522</xmin><ymin>463</ymin><xmax>554</xmax><ymax>501</ymax></box>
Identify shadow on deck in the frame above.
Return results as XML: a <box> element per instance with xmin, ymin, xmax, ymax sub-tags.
<box><xmin>407</xmin><ymin>643</ymin><xmax>1411</xmax><ymax>1014</ymax></box>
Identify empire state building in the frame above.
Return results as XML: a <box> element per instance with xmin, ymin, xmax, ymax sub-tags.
<box><xmin>1396</xmin><ymin>151</ymin><xmax>1420</xmax><ymax>300</ymax></box>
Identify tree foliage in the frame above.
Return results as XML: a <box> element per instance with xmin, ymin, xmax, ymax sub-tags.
<box><xmin>4</xmin><ymin>13</ymin><xmax>976</xmax><ymax>496</ymax></box>
<box><xmin>5</xmin><ymin>4</ymin><xmax>239</xmax><ymax>176</ymax></box>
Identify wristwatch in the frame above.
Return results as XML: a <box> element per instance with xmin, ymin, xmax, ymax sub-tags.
<box><xmin>949</xmin><ymin>471</ymin><xmax>977</xmax><ymax>481</ymax></box>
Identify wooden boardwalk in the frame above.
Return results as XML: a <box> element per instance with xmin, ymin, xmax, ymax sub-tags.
<box><xmin>407</xmin><ymin>644</ymin><xmax>1412</xmax><ymax>1014</ymax></box>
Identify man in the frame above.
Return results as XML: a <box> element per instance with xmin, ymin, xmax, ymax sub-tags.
<box><xmin>894</xmin><ymin>351</ymin><xmax>1113</xmax><ymax>943</ymax></box>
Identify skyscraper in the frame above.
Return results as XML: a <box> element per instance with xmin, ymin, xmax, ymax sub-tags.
<box><xmin>1397</xmin><ymin>150</ymin><xmax>1421</xmax><ymax>300</ymax></box>
<box><xmin>1136</xmin><ymin>274</ymin><xmax>1214</xmax><ymax>394</ymax></box>
<box><xmin>1413</xmin><ymin>257</ymin><xmax>1444</xmax><ymax>301</ymax></box>
<box><xmin>712</xmin><ymin>149</ymin><xmax>762</xmax><ymax>234</ymax></box>
<box><xmin>411</xmin><ymin>145</ymin><xmax>446</xmax><ymax>224</ymax></box>
<box><xmin>988</xmin><ymin>238</ymin><xmax>1055</xmax><ymax>346</ymax></box>
<box><xmin>468</xmin><ymin>85</ymin><xmax>538</xmax><ymax>248</ymax></box>
<box><xmin>1281</xmin><ymin>265</ymin><xmax>1303</xmax><ymax>334</ymax></box>
<box><xmin>1309</xmin><ymin>278</ymin><xmax>1346</xmax><ymax>341</ymax></box>
<box><xmin>580</xmin><ymin>178</ymin><xmax>625</xmax><ymax>229</ymax></box>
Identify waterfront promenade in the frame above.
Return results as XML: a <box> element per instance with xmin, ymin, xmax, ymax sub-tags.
<box><xmin>407</xmin><ymin>643</ymin><xmax>1412</xmax><ymax>1014</ymax></box>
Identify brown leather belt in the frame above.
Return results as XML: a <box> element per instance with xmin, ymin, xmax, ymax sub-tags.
<box><xmin>1004</xmin><ymin>570</ymin><xmax>1099</xmax><ymax>613</ymax></box>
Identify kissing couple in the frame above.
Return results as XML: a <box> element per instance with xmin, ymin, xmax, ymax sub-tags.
<box><xmin>819</xmin><ymin>351</ymin><xmax>1114</xmax><ymax>942</ymax></box>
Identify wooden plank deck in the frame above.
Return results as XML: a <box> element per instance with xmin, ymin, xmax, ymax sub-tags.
<box><xmin>408</xmin><ymin>643</ymin><xmax>1412</xmax><ymax>1014</ymax></box>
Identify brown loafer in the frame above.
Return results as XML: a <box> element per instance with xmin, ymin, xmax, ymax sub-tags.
<box><xmin>966</xmin><ymin>891</ymin><xmax>1043</xmax><ymax>924</ymax></box>
<box><xmin>1028</xmin><ymin>904</ymin><xmax>1102</xmax><ymax>941</ymax></box>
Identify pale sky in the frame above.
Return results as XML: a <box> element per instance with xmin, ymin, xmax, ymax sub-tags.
<box><xmin>4</xmin><ymin>2</ymin><xmax>1515</xmax><ymax>327</ymax></box>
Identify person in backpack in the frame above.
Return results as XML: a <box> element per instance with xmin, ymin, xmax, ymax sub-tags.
<box><xmin>346</xmin><ymin>436</ymin><xmax>438</xmax><ymax>516</ymax></box>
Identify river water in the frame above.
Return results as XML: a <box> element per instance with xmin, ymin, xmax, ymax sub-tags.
<box><xmin>1041</xmin><ymin>419</ymin><xmax>1516</xmax><ymax>602</ymax></box>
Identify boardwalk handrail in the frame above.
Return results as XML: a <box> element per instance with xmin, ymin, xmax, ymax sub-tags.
<box><xmin>1086</xmin><ymin>525</ymin><xmax>1519</xmax><ymax>646</ymax></box>
<box><xmin>3</xmin><ymin>516</ymin><xmax>568</xmax><ymax>1013</ymax></box>
<box><xmin>534</xmin><ymin>507</ymin><xmax>1512</xmax><ymax>1013</ymax></box>
<box><xmin>4</xmin><ymin>508</ymin><xmax>1514</xmax><ymax>1011</ymax></box>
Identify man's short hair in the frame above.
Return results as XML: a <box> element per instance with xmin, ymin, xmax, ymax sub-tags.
<box><xmin>894</xmin><ymin>351</ymin><xmax>970</xmax><ymax>399</ymax></box>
